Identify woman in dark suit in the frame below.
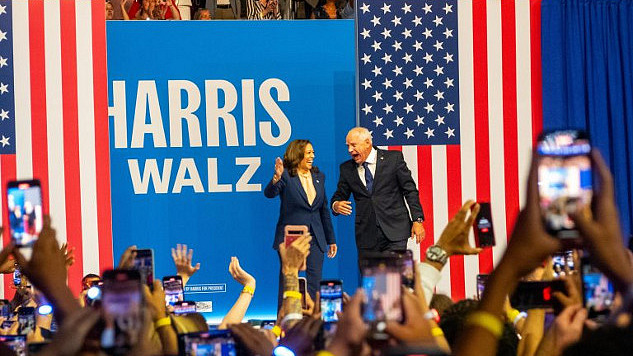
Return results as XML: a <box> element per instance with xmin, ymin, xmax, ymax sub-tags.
<box><xmin>264</xmin><ymin>139</ymin><xmax>337</xmax><ymax>305</ymax></box>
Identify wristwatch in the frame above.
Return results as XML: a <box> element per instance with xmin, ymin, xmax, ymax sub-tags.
<box><xmin>426</xmin><ymin>245</ymin><xmax>448</xmax><ymax>265</ymax></box>
<box><xmin>414</xmin><ymin>217</ymin><xmax>424</xmax><ymax>223</ymax></box>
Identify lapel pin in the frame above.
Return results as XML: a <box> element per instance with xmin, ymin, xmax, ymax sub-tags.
<box><xmin>316</xmin><ymin>180</ymin><xmax>320</xmax><ymax>183</ymax></box>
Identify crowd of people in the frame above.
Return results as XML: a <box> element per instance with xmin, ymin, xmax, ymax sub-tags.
<box><xmin>0</xmin><ymin>145</ymin><xmax>631</xmax><ymax>356</ymax></box>
<box><xmin>105</xmin><ymin>0</ymin><xmax>354</xmax><ymax>21</ymax></box>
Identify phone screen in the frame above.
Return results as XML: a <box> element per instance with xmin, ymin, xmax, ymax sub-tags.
<box><xmin>174</xmin><ymin>301</ymin><xmax>197</xmax><ymax>315</ymax></box>
<box><xmin>0</xmin><ymin>335</ymin><xmax>26</xmax><ymax>356</ymax></box>
<box><xmin>17</xmin><ymin>307</ymin><xmax>35</xmax><ymax>336</ymax></box>
<box><xmin>582</xmin><ymin>262</ymin><xmax>614</xmax><ymax>319</ymax></box>
<box><xmin>537</xmin><ymin>130</ymin><xmax>592</xmax><ymax>238</ymax></box>
<box><xmin>476</xmin><ymin>274</ymin><xmax>489</xmax><ymax>299</ymax></box>
<box><xmin>320</xmin><ymin>280</ymin><xmax>343</xmax><ymax>323</ymax></box>
<box><xmin>362</xmin><ymin>260</ymin><xmax>402</xmax><ymax>323</ymax></box>
<box><xmin>102</xmin><ymin>270</ymin><xmax>143</xmax><ymax>353</ymax></box>
<box><xmin>12</xmin><ymin>268</ymin><xmax>21</xmax><ymax>287</ymax></box>
<box><xmin>7</xmin><ymin>180</ymin><xmax>43</xmax><ymax>251</ymax></box>
<box><xmin>474</xmin><ymin>202</ymin><xmax>495</xmax><ymax>247</ymax></box>
<box><xmin>510</xmin><ymin>280</ymin><xmax>566</xmax><ymax>310</ymax></box>
<box><xmin>163</xmin><ymin>276</ymin><xmax>184</xmax><ymax>306</ymax></box>
<box><xmin>399</xmin><ymin>250</ymin><xmax>415</xmax><ymax>289</ymax></box>
<box><xmin>180</xmin><ymin>330</ymin><xmax>237</xmax><ymax>356</ymax></box>
<box><xmin>133</xmin><ymin>249</ymin><xmax>154</xmax><ymax>287</ymax></box>
<box><xmin>284</xmin><ymin>225</ymin><xmax>308</xmax><ymax>247</ymax></box>
<box><xmin>552</xmin><ymin>250</ymin><xmax>575</xmax><ymax>278</ymax></box>
<box><xmin>298</xmin><ymin>277</ymin><xmax>307</xmax><ymax>309</ymax></box>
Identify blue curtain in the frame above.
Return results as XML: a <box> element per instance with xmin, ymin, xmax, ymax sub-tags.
<box><xmin>541</xmin><ymin>0</ymin><xmax>633</xmax><ymax>240</ymax></box>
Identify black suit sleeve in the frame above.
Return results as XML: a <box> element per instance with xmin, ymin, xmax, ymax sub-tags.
<box><xmin>394</xmin><ymin>151</ymin><xmax>425</xmax><ymax>221</ymax></box>
<box><xmin>330</xmin><ymin>164</ymin><xmax>352</xmax><ymax>216</ymax></box>
<box><xmin>319</xmin><ymin>173</ymin><xmax>336</xmax><ymax>245</ymax></box>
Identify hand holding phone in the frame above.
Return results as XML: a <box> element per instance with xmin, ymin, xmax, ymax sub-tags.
<box><xmin>361</xmin><ymin>256</ymin><xmax>403</xmax><ymax>326</ymax></box>
<box><xmin>101</xmin><ymin>269</ymin><xmax>144</xmax><ymax>353</ymax></box>
<box><xmin>163</xmin><ymin>275</ymin><xmax>184</xmax><ymax>306</ymax></box>
<box><xmin>132</xmin><ymin>249</ymin><xmax>154</xmax><ymax>287</ymax></box>
<box><xmin>284</xmin><ymin>225</ymin><xmax>309</xmax><ymax>271</ymax></box>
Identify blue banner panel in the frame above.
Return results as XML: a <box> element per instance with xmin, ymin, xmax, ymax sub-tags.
<box><xmin>107</xmin><ymin>20</ymin><xmax>357</xmax><ymax>322</ymax></box>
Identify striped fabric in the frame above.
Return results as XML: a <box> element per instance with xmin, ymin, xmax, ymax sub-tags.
<box><xmin>0</xmin><ymin>0</ymin><xmax>112</xmax><ymax>297</ymax></box>
<box><xmin>389</xmin><ymin>0</ymin><xmax>543</xmax><ymax>300</ymax></box>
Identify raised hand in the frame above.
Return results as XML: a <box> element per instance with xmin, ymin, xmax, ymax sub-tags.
<box><xmin>117</xmin><ymin>245</ymin><xmax>137</xmax><ymax>269</ymax></box>
<box><xmin>279</xmin><ymin>235</ymin><xmax>311</xmax><ymax>274</ymax></box>
<box><xmin>274</xmin><ymin>157</ymin><xmax>284</xmax><ymax>181</ymax></box>
<box><xmin>228</xmin><ymin>257</ymin><xmax>256</xmax><ymax>289</ymax></box>
<box><xmin>436</xmin><ymin>200</ymin><xmax>483</xmax><ymax>256</ymax></box>
<box><xmin>171</xmin><ymin>244</ymin><xmax>201</xmax><ymax>286</ymax></box>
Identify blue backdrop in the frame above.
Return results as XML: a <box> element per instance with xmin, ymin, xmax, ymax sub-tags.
<box><xmin>541</xmin><ymin>0</ymin><xmax>633</xmax><ymax>241</ymax></box>
<box><xmin>106</xmin><ymin>20</ymin><xmax>358</xmax><ymax>322</ymax></box>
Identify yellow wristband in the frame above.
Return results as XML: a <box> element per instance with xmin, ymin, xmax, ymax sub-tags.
<box><xmin>155</xmin><ymin>316</ymin><xmax>172</xmax><ymax>329</ymax></box>
<box><xmin>431</xmin><ymin>326</ymin><xmax>444</xmax><ymax>337</ymax></box>
<box><xmin>506</xmin><ymin>308</ymin><xmax>520</xmax><ymax>322</ymax></box>
<box><xmin>242</xmin><ymin>285</ymin><xmax>255</xmax><ymax>296</ymax></box>
<box><xmin>271</xmin><ymin>325</ymin><xmax>282</xmax><ymax>337</ymax></box>
<box><xmin>283</xmin><ymin>291</ymin><xmax>302</xmax><ymax>300</ymax></box>
<box><xmin>316</xmin><ymin>351</ymin><xmax>335</xmax><ymax>356</ymax></box>
<box><xmin>466</xmin><ymin>311</ymin><xmax>503</xmax><ymax>338</ymax></box>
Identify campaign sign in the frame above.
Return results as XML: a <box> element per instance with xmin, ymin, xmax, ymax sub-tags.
<box><xmin>107</xmin><ymin>20</ymin><xmax>357</xmax><ymax>321</ymax></box>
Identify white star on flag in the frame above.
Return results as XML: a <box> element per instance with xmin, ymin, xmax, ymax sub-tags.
<box><xmin>362</xmin><ymin>78</ymin><xmax>372</xmax><ymax>89</ymax></box>
<box><xmin>0</xmin><ymin>135</ymin><xmax>9</xmax><ymax>147</ymax></box>
<box><xmin>435</xmin><ymin>115</ymin><xmax>445</xmax><ymax>125</ymax></box>
<box><xmin>361</xmin><ymin>28</ymin><xmax>371</xmax><ymax>39</ymax></box>
<box><xmin>383</xmin><ymin>128</ymin><xmax>394</xmax><ymax>139</ymax></box>
<box><xmin>394</xmin><ymin>116</ymin><xmax>404</xmax><ymax>126</ymax></box>
<box><xmin>404</xmin><ymin>103</ymin><xmax>414</xmax><ymax>113</ymax></box>
<box><xmin>423</xmin><ymin>27</ymin><xmax>433</xmax><ymax>38</ymax></box>
<box><xmin>0</xmin><ymin>56</ymin><xmax>7</xmax><ymax>68</ymax></box>
<box><xmin>0</xmin><ymin>109</ymin><xmax>9</xmax><ymax>121</ymax></box>
<box><xmin>373</xmin><ymin>116</ymin><xmax>383</xmax><ymax>126</ymax></box>
<box><xmin>362</xmin><ymin>103</ymin><xmax>373</xmax><ymax>115</ymax></box>
<box><xmin>402</xmin><ymin>3</ymin><xmax>411</xmax><ymax>14</ymax></box>
<box><xmin>360</xmin><ymin>3</ymin><xmax>370</xmax><ymax>13</ymax></box>
<box><xmin>424</xmin><ymin>102</ymin><xmax>434</xmax><ymax>113</ymax></box>
<box><xmin>414</xmin><ymin>115</ymin><xmax>424</xmax><ymax>126</ymax></box>
<box><xmin>424</xmin><ymin>127</ymin><xmax>434</xmax><ymax>138</ymax></box>
<box><xmin>362</xmin><ymin>53</ymin><xmax>371</xmax><ymax>64</ymax></box>
<box><xmin>0</xmin><ymin>83</ymin><xmax>8</xmax><ymax>94</ymax></box>
<box><xmin>0</xmin><ymin>30</ymin><xmax>7</xmax><ymax>42</ymax></box>
<box><xmin>381</xmin><ymin>3</ymin><xmax>391</xmax><ymax>13</ymax></box>
<box><xmin>0</xmin><ymin>4</ymin><xmax>7</xmax><ymax>15</ymax></box>
<box><xmin>445</xmin><ymin>127</ymin><xmax>455</xmax><ymax>138</ymax></box>
<box><xmin>404</xmin><ymin>127</ymin><xmax>415</xmax><ymax>138</ymax></box>
<box><xmin>372</xmin><ymin>91</ymin><xmax>383</xmax><ymax>101</ymax></box>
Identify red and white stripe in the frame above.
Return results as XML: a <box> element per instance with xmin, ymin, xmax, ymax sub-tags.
<box><xmin>1</xmin><ymin>0</ymin><xmax>112</xmax><ymax>298</ymax></box>
<box><xmin>391</xmin><ymin>0</ymin><xmax>543</xmax><ymax>300</ymax></box>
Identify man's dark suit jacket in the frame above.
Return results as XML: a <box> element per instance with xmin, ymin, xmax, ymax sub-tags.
<box><xmin>331</xmin><ymin>148</ymin><xmax>424</xmax><ymax>249</ymax></box>
<box><xmin>264</xmin><ymin>169</ymin><xmax>335</xmax><ymax>252</ymax></box>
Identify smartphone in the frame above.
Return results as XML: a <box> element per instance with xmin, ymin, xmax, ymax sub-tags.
<box><xmin>13</xmin><ymin>268</ymin><xmax>21</xmax><ymax>286</ymax></box>
<box><xmin>476</xmin><ymin>274</ymin><xmax>490</xmax><ymax>299</ymax></box>
<box><xmin>298</xmin><ymin>277</ymin><xmax>308</xmax><ymax>309</ymax></box>
<box><xmin>163</xmin><ymin>275</ymin><xmax>184</xmax><ymax>306</ymax></box>
<box><xmin>133</xmin><ymin>249</ymin><xmax>154</xmax><ymax>287</ymax></box>
<box><xmin>361</xmin><ymin>256</ymin><xmax>403</xmax><ymax>325</ymax></box>
<box><xmin>101</xmin><ymin>269</ymin><xmax>144</xmax><ymax>354</ymax></box>
<box><xmin>320</xmin><ymin>280</ymin><xmax>343</xmax><ymax>323</ymax></box>
<box><xmin>259</xmin><ymin>320</ymin><xmax>277</xmax><ymax>330</ymax></box>
<box><xmin>178</xmin><ymin>330</ymin><xmax>238</xmax><ymax>356</ymax></box>
<box><xmin>581</xmin><ymin>259</ymin><xmax>615</xmax><ymax>320</ymax></box>
<box><xmin>510</xmin><ymin>280</ymin><xmax>566</xmax><ymax>310</ymax></box>
<box><xmin>17</xmin><ymin>307</ymin><xmax>35</xmax><ymax>335</ymax></box>
<box><xmin>473</xmin><ymin>202</ymin><xmax>496</xmax><ymax>247</ymax></box>
<box><xmin>537</xmin><ymin>130</ymin><xmax>592</xmax><ymax>239</ymax></box>
<box><xmin>7</xmin><ymin>180</ymin><xmax>43</xmax><ymax>260</ymax></box>
<box><xmin>173</xmin><ymin>301</ymin><xmax>197</xmax><ymax>315</ymax></box>
<box><xmin>552</xmin><ymin>250</ymin><xmax>575</xmax><ymax>278</ymax></box>
<box><xmin>0</xmin><ymin>335</ymin><xmax>26</xmax><ymax>356</ymax></box>
<box><xmin>397</xmin><ymin>250</ymin><xmax>415</xmax><ymax>289</ymax></box>
<box><xmin>284</xmin><ymin>225</ymin><xmax>308</xmax><ymax>247</ymax></box>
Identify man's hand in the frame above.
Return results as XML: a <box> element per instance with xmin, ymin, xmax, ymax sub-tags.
<box><xmin>333</xmin><ymin>201</ymin><xmax>352</xmax><ymax>215</ymax></box>
<box><xmin>279</xmin><ymin>235</ymin><xmax>311</xmax><ymax>274</ymax></box>
<box><xmin>172</xmin><ymin>244</ymin><xmax>201</xmax><ymax>285</ymax></box>
<box><xmin>385</xmin><ymin>289</ymin><xmax>434</xmax><ymax>344</ymax></box>
<box><xmin>435</xmin><ymin>200</ymin><xmax>483</xmax><ymax>256</ymax></box>
<box><xmin>228</xmin><ymin>257</ymin><xmax>255</xmax><ymax>289</ymax></box>
<box><xmin>327</xmin><ymin>244</ymin><xmax>338</xmax><ymax>258</ymax></box>
<box><xmin>410</xmin><ymin>222</ymin><xmax>425</xmax><ymax>244</ymax></box>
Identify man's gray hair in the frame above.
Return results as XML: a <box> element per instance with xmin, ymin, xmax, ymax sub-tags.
<box><xmin>348</xmin><ymin>127</ymin><xmax>372</xmax><ymax>143</ymax></box>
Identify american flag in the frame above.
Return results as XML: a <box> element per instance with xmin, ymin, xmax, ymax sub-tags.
<box><xmin>357</xmin><ymin>0</ymin><xmax>543</xmax><ymax>300</ymax></box>
<box><xmin>0</xmin><ymin>0</ymin><xmax>112</xmax><ymax>298</ymax></box>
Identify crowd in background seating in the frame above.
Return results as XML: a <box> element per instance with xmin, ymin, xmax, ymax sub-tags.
<box><xmin>105</xmin><ymin>0</ymin><xmax>355</xmax><ymax>21</ymax></box>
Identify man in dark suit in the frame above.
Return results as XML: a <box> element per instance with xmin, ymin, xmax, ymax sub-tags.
<box><xmin>331</xmin><ymin>127</ymin><xmax>425</xmax><ymax>256</ymax></box>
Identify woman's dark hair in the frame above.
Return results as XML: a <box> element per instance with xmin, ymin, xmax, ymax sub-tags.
<box><xmin>283</xmin><ymin>139</ymin><xmax>319</xmax><ymax>177</ymax></box>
